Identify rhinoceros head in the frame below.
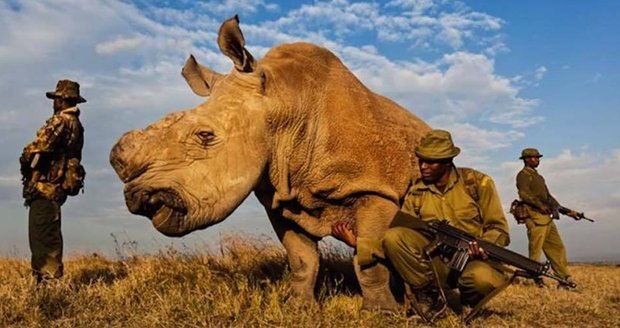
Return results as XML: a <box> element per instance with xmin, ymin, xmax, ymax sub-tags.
<box><xmin>110</xmin><ymin>16</ymin><xmax>270</xmax><ymax>236</ymax></box>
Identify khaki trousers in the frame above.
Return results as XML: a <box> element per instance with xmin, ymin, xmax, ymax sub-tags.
<box><xmin>383</xmin><ymin>226</ymin><xmax>506</xmax><ymax>306</ymax></box>
<box><xmin>525</xmin><ymin>212</ymin><xmax>570</xmax><ymax>278</ymax></box>
<box><xmin>28</xmin><ymin>199</ymin><xmax>63</xmax><ymax>281</ymax></box>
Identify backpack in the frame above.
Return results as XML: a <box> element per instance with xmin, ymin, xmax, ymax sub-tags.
<box><xmin>57</xmin><ymin>110</ymin><xmax>85</xmax><ymax>197</ymax></box>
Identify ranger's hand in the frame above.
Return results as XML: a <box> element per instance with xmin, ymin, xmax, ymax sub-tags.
<box><xmin>467</xmin><ymin>241</ymin><xmax>488</xmax><ymax>260</ymax></box>
<box><xmin>331</xmin><ymin>221</ymin><xmax>357</xmax><ymax>248</ymax></box>
<box><xmin>567</xmin><ymin>210</ymin><xmax>580</xmax><ymax>219</ymax></box>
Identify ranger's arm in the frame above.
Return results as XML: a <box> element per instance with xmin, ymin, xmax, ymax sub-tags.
<box><xmin>400</xmin><ymin>188</ymin><xmax>421</xmax><ymax>218</ymax></box>
<box><xmin>477</xmin><ymin>174</ymin><xmax>510</xmax><ymax>247</ymax></box>
<box><xmin>20</xmin><ymin>115</ymin><xmax>66</xmax><ymax>184</ymax></box>
<box><xmin>25</xmin><ymin>115</ymin><xmax>67</xmax><ymax>154</ymax></box>
<box><xmin>559</xmin><ymin>206</ymin><xmax>595</xmax><ymax>222</ymax></box>
<box><xmin>544</xmin><ymin>184</ymin><xmax>560</xmax><ymax>208</ymax></box>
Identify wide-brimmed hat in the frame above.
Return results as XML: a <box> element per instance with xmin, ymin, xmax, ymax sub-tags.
<box><xmin>415</xmin><ymin>129</ymin><xmax>461</xmax><ymax>161</ymax></box>
<box><xmin>45</xmin><ymin>79</ymin><xmax>87</xmax><ymax>103</ymax></box>
<box><xmin>519</xmin><ymin>148</ymin><xmax>543</xmax><ymax>159</ymax></box>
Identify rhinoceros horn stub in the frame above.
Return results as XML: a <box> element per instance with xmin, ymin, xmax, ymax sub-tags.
<box><xmin>218</xmin><ymin>14</ymin><xmax>255</xmax><ymax>73</ymax></box>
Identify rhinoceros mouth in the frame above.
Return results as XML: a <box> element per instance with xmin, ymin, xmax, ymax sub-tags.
<box><xmin>151</xmin><ymin>203</ymin><xmax>187</xmax><ymax>236</ymax></box>
<box><xmin>127</xmin><ymin>188</ymin><xmax>189</xmax><ymax>236</ymax></box>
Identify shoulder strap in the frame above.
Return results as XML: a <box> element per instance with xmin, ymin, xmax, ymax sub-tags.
<box><xmin>457</xmin><ymin>167</ymin><xmax>481</xmax><ymax>203</ymax></box>
<box><xmin>411</xmin><ymin>189</ymin><xmax>423</xmax><ymax>216</ymax></box>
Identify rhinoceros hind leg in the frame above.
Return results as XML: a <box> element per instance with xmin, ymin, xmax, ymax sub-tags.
<box><xmin>354</xmin><ymin>256</ymin><xmax>400</xmax><ymax>312</ymax></box>
<box><xmin>355</xmin><ymin>196</ymin><xmax>400</xmax><ymax>312</ymax></box>
<box><xmin>267</xmin><ymin>210</ymin><xmax>319</xmax><ymax>302</ymax></box>
<box><xmin>284</xmin><ymin>230</ymin><xmax>319</xmax><ymax>301</ymax></box>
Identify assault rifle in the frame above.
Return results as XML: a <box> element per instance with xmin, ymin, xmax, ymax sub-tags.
<box><xmin>391</xmin><ymin>211</ymin><xmax>575</xmax><ymax>322</ymax></box>
<box><xmin>551</xmin><ymin>205</ymin><xmax>595</xmax><ymax>222</ymax></box>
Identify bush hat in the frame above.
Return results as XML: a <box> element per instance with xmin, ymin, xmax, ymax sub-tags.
<box><xmin>415</xmin><ymin>129</ymin><xmax>461</xmax><ymax>161</ymax></box>
<box><xmin>519</xmin><ymin>148</ymin><xmax>543</xmax><ymax>159</ymax></box>
<box><xmin>46</xmin><ymin>79</ymin><xmax>87</xmax><ymax>103</ymax></box>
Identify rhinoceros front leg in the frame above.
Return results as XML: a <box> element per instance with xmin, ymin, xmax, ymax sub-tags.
<box><xmin>266</xmin><ymin>209</ymin><xmax>319</xmax><ymax>301</ymax></box>
<box><xmin>355</xmin><ymin>196</ymin><xmax>400</xmax><ymax>312</ymax></box>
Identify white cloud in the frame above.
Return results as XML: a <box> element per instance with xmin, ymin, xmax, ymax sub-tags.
<box><xmin>534</xmin><ymin>65</ymin><xmax>547</xmax><ymax>81</ymax></box>
<box><xmin>0</xmin><ymin>174</ymin><xmax>20</xmax><ymax>187</ymax></box>
<box><xmin>586</xmin><ymin>72</ymin><xmax>602</xmax><ymax>84</ymax></box>
<box><xmin>432</xmin><ymin>121</ymin><xmax>525</xmax><ymax>154</ymax></box>
<box><xmin>96</xmin><ymin>35</ymin><xmax>146</xmax><ymax>54</ymax></box>
<box><xmin>198</xmin><ymin>0</ymin><xmax>280</xmax><ymax>15</ymax></box>
<box><xmin>331</xmin><ymin>49</ymin><xmax>541</xmax><ymax>130</ymax></box>
<box><xmin>387</xmin><ymin>0</ymin><xmax>436</xmax><ymax>12</ymax></box>
<box><xmin>0</xmin><ymin>110</ymin><xmax>18</xmax><ymax>126</ymax></box>
<box><xmin>264</xmin><ymin>0</ymin><xmax>504</xmax><ymax>50</ymax></box>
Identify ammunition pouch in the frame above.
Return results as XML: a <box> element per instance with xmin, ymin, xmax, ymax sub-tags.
<box><xmin>36</xmin><ymin>182</ymin><xmax>59</xmax><ymax>199</ymax></box>
<box><xmin>509</xmin><ymin>200</ymin><xmax>530</xmax><ymax>224</ymax></box>
<box><xmin>61</xmin><ymin>158</ymin><xmax>85</xmax><ymax>196</ymax></box>
<box><xmin>22</xmin><ymin>181</ymin><xmax>66</xmax><ymax>206</ymax></box>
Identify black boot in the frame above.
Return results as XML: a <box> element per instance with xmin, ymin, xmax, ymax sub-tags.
<box><xmin>404</xmin><ymin>283</ymin><xmax>447</xmax><ymax>323</ymax></box>
<box><xmin>533</xmin><ymin>277</ymin><xmax>545</xmax><ymax>288</ymax></box>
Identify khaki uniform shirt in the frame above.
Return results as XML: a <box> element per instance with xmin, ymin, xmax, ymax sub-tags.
<box><xmin>401</xmin><ymin>167</ymin><xmax>510</xmax><ymax>247</ymax></box>
<box><xmin>516</xmin><ymin>166</ymin><xmax>558</xmax><ymax>225</ymax></box>
<box><xmin>516</xmin><ymin>167</ymin><xmax>558</xmax><ymax>209</ymax></box>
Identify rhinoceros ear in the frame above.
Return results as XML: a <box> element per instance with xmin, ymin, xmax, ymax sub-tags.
<box><xmin>217</xmin><ymin>15</ymin><xmax>256</xmax><ymax>73</ymax></box>
<box><xmin>182</xmin><ymin>54</ymin><xmax>223</xmax><ymax>97</ymax></box>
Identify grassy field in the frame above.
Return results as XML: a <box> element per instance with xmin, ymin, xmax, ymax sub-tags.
<box><xmin>1</xmin><ymin>234</ymin><xmax>619</xmax><ymax>328</ymax></box>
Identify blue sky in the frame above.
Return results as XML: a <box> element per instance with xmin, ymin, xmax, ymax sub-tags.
<box><xmin>0</xmin><ymin>0</ymin><xmax>618</xmax><ymax>262</ymax></box>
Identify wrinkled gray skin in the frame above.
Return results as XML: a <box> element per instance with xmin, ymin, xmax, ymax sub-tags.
<box><xmin>110</xmin><ymin>16</ymin><xmax>430</xmax><ymax>311</ymax></box>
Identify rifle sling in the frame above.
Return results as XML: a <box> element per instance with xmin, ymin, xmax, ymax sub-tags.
<box><xmin>427</xmin><ymin>250</ymin><xmax>519</xmax><ymax>324</ymax></box>
<box><xmin>464</xmin><ymin>266</ymin><xmax>518</xmax><ymax>324</ymax></box>
<box><xmin>405</xmin><ymin>246</ymin><xmax>449</xmax><ymax>323</ymax></box>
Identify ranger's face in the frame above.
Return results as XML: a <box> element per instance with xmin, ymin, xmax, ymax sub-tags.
<box><xmin>524</xmin><ymin>157</ymin><xmax>540</xmax><ymax>168</ymax></box>
<box><xmin>53</xmin><ymin>98</ymin><xmax>62</xmax><ymax>112</ymax></box>
<box><xmin>419</xmin><ymin>159</ymin><xmax>452</xmax><ymax>184</ymax></box>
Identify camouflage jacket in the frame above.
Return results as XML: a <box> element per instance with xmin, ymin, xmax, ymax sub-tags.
<box><xmin>20</xmin><ymin>107</ymin><xmax>84</xmax><ymax>205</ymax></box>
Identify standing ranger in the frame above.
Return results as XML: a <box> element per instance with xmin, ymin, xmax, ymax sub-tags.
<box><xmin>516</xmin><ymin>148</ymin><xmax>576</xmax><ymax>289</ymax></box>
<box><xmin>19</xmin><ymin>80</ymin><xmax>86</xmax><ymax>283</ymax></box>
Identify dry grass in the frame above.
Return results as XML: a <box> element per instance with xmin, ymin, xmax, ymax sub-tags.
<box><xmin>1</xmin><ymin>234</ymin><xmax>618</xmax><ymax>328</ymax></box>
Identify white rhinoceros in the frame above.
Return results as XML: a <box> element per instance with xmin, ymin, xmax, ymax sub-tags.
<box><xmin>110</xmin><ymin>15</ymin><xmax>430</xmax><ymax>311</ymax></box>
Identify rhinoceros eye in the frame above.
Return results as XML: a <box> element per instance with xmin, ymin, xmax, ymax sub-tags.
<box><xmin>196</xmin><ymin>130</ymin><xmax>216</xmax><ymax>146</ymax></box>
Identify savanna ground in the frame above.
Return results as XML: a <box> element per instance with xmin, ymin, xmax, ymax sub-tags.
<box><xmin>1</xmin><ymin>234</ymin><xmax>619</xmax><ymax>328</ymax></box>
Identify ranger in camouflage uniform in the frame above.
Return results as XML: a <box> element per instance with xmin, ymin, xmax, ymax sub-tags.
<box><xmin>516</xmin><ymin>148</ymin><xmax>577</xmax><ymax>289</ymax></box>
<box><xmin>20</xmin><ymin>80</ymin><xmax>86</xmax><ymax>283</ymax></box>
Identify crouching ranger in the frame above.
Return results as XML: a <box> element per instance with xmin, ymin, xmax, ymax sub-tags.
<box><xmin>19</xmin><ymin>80</ymin><xmax>86</xmax><ymax>283</ymax></box>
<box><xmin>381</xmin><ymin>130</ymin><xmax>509</xmax><ymax>319</ymax></box>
